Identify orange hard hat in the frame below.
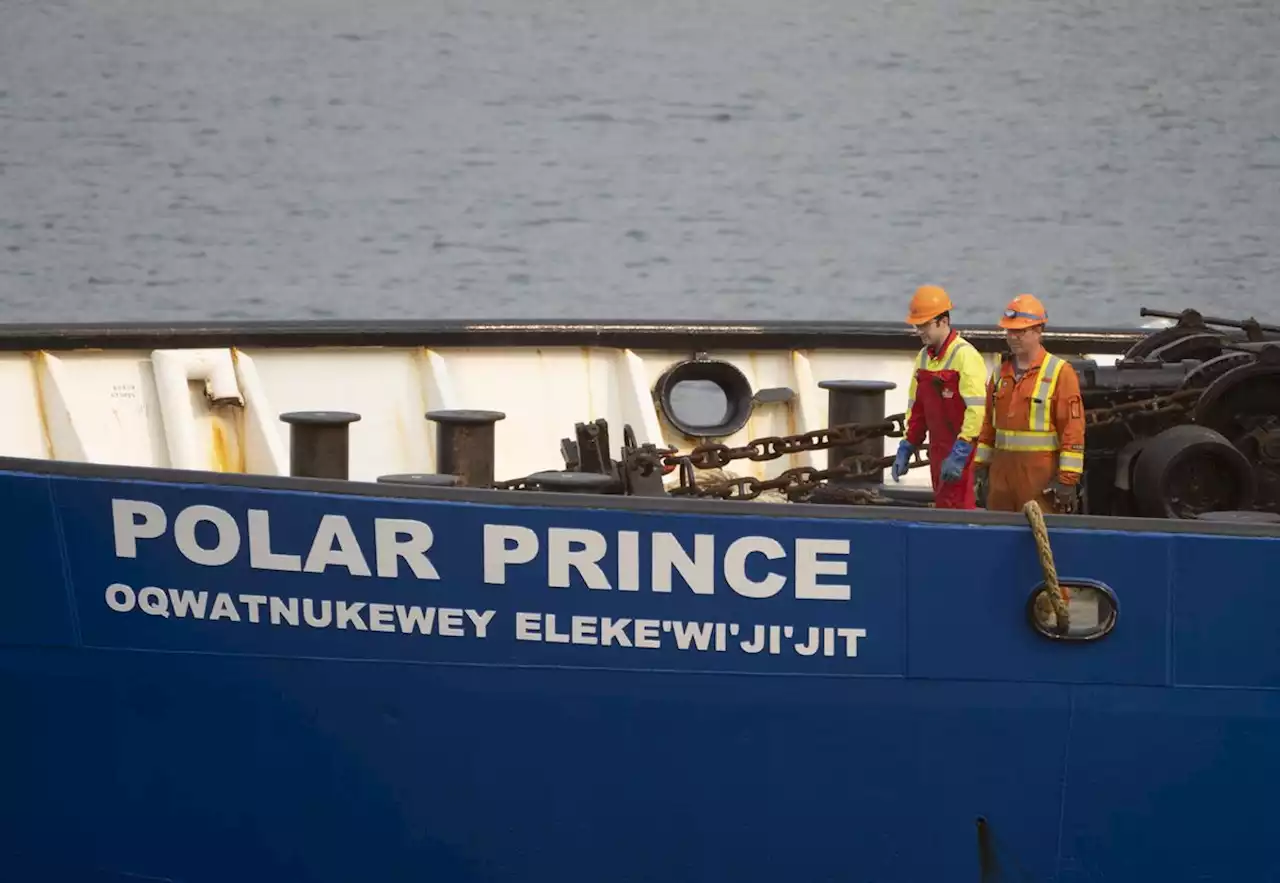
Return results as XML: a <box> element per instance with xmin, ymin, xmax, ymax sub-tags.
<box><xmin>905</xmin><ymin>285</ymin><xmax>953</xmax><ymax>325</ymax></box>
<box><xmin>998</xmin><ymin>294</ymin><xmax>1048</xmax><ymax>330</ymax></box>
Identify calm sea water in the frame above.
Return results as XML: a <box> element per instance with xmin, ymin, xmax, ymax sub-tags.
<box><xmin>1</xmin><ymin>0</ymin><xmax>1277</xmax><ymax>327</ymax></box>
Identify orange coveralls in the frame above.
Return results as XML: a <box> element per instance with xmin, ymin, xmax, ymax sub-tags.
<box><xmin>974</xmin><ymin>351</ymin><xmax>1086</xmax><ymax>512</ymax></box>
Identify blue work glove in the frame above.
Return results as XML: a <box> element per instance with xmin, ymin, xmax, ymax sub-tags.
<box><xmin>891</xmin><ymin>439</ymin><xmax>913</xmax><ymax>482</ymax></box>
<box><xmin>940</xmin><ymin>439</ymin><xmax>974</xmax><ymax>483</ymax></box>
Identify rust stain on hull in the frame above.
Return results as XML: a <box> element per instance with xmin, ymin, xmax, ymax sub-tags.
<box><xmin>28</xmin><ymin>351</ymin><xmax>55</xmax><ymax>459</ymax></box>
<box><xmin>210</xmin><ymin>406</ymin><xmax>246</xmax><ymax>473</ymax></box>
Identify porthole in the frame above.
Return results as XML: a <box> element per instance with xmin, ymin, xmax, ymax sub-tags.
<box><xmin>655</xmin><ymin>357</ymin><xmax>754</xmax><ymax>439</ymax></box>
<box><xmin>1025</xmin><ymin>578</ymin><xmax>1119</xmax><ymax>642</ymax></box>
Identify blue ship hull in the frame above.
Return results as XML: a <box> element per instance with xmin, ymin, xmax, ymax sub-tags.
<box><xmin>2</xmin><ymin>457</ymin><xmax>1278</xmax><ymax>883</ymax></box>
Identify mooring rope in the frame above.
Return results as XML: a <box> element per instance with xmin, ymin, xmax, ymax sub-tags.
<box><xmin>1023</xmin><ymin>499</ymin><xmax>1071</xmax><ymax>624</ymax></box>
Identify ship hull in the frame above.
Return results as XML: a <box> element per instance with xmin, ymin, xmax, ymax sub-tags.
<box><xmin>1</xmin><ymin>455</ymin><xmax>1277</xmax><ymax>882</ymax></box>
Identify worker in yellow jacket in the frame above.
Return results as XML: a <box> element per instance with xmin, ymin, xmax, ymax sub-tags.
<box><xmin>890</xmin><ymin>285</ymin><xmax>989</xmax><ymax>509</ymax></box>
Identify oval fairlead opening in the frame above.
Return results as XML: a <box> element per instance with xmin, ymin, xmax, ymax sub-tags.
<box><xmin>1025</xmin><ymin>579</ymin><xmax>1119</xmax><ymax>642</ymax></box>
<box><xmin>655</xmin><ymin>358</ymin><xmax>754</xmax><ymax>439</ymax></box>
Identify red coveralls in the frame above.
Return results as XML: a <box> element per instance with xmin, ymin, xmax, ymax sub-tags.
<box><xmin>904</xmin><ymin>330</ymin><xmax>989</xmax><ymax>509</ymax></box>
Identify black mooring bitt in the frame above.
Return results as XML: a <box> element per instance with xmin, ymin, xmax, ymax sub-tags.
<box><xmin>425</xmin><ymin>409</ymin><xmax>507</xmax><ymax>488</ymax></box>
<box><xmin>279</xmin><ymin>411</ymin><xmax>362</xmax><ymax>480</ymax></box>
<box><xmin>818</xmin><ymin>380</ymin><xmax>897</xmax><ymax>487</ymax></box>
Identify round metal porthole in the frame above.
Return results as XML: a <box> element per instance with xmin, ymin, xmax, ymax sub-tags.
<box><xmin>1025</xmin><ymin>578</ymin><xmax>1119</xmax><ymax>642</ymax></box>
<box><xmin>655</xmin><ymin>357</ymin><xmax>754</xmax><ymax>440</ymax></box>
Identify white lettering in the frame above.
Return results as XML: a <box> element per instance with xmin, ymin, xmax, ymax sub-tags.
<box><xmin>465</xmin><ymin>609</ymin><xmax>495</xmax><ymax>638</ymax></box>
<box><xmin>634</xmin><ymin>619</ymin><xmax>660</xmax><ymax>648</ymax></box>
<box><xmin>270</xmin><ymin>596</ymin><xmax>298</xmax><ymax>626</ymax></box>
<box><xmin>437</xmin><ymin>608</ymin><xmax>464</xmax><ymax>637</ymax></box>
<box><xmin>112</xmin><ymin>500</ymin><xmax>166</xmax><ymax>558</ymax></box>
<box><xmin>303</xmin><ymin>599</ymin><xmax>331</xmax><ymax>627</ymax></box>
<box><xmin>105</xmin><ymin>583</ymin><xmax>496</xmax><ymax>640</ymax></box>
<box><xmin>336</xmin><ymin>601</ymin><xmax>367</xmax><ymax>630</ymax></box>
<box><xmin>485</xmin><ymin>525</ymin><xmax>538</xmax><ymax>585</ymax></box>
<box><xmin>515</xmin><ymin>611</ymin><xmax>541</xmax><ymax>641</ymax></box>
<box><xmin>794</xmin><ymin>539</ymin><xmax>851</xmax><ymax>601</ymax></box>
<box><xmin>240</xmin><ymin>594</ymin><xmax>267</xmax><ymax>623</ymax></box>
<box><xmin>617</xmin><ymin>531</ymin><xmax>640</xmax><ymax>591</ymax></box>
<box><xmin>137</xmin><ymin>587</ymin><xmax>170</xmax><ymax>618</ymax></box>
<box><xmin>103</xmin><ymin>585</ymin><xmax>870</xmax><ymax>664</ymax></box>
<box><xmin>396</xmin><ymin>605</ymin><xmax>435</xmax><ymax>634</ymax></box>
<box><xmin>106</xmin><ymin>582</ymin><xmax>135</xmax><ymax>612</ymax></box>
<box><xmin>209</xmin><ymin>592</ymin><xmax>240</xmax><ymax>621</ymax></box>
<box><xmin>571</xmin><ymin>615</ymin><xmax>598</xmax><ymax>645</ymax></box>
<box><xmin>169</xmin><ymin>588</ymin><xmax>207</xmax><ymax>618</ymax></box>
<box><xmin>112</xmin><ymin>499</ymin><xmax>441</xmax><ymax>582</ymax></box>
<box><xmin>544</xmin><ymin>613</ymin><xmax>571</xmax><ymax>643</ymax></box>
<box><xmin>724</xmin><ymin>536</ymin><xmax>786</xmax><ymax>599</ymax></box>
<box><xmin>374</xmin><ymin>518</ymin><xmax>439</xmax><ymax>580</ymax></box>
<box><xmin>368</xmin><ymin>602</ymin><xmax>396</xmax><ymax>632</ymax></box>
<box><xmin>305</xmin><ymin>515</ymin><xmax>371</xmax><ymax>576</ymax></box>
<box><xmin>548</xmin><ymin>528</ymin><xmax>610</xmax><ymax>589</ymax></box>
<box><xmin>480</xmin><ymin>525</ymin><xmax>851</xmax><ymax>600</ymax></box>
<box><xmin>600</xmin><ymin>617</ymin><xmax>631</xmax><ymax>647</ymax></box>
<box><xmin>652</xmin><ymin>533</ymin><xmax>715</xmax><ymax>595</ymax></box>
<box><xmin>248</xmin><ymin>510</ymin><xmax>301</xmax><ymax>572</ymax></box>
<box><xmin>174</xmin><ymin>505</ymin><xmax>240</xmax><ymax>567</ymax></box>
<box><xmin>670</xmin><ymin>620</ymin><xmax>713</xmax><ymax>650</ymax></box>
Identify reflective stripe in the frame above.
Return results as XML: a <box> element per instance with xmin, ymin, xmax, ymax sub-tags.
<box><xmin>994</xmin><ymin>429</ymin><xmax>1059</xmax><ymax>452</ymax></box>
<box><xmin>917</xmin><ymin>337</ymin><xmax>970</xmax><ymax>373</ymax></box>
<box><xmin>1027</xmin><ymin>355</ymin><xmax>1066</xmax><ymax>432</ymax></box>
<box><xmin>975</xmin><ymin>443</ymin><xmax>994</xmax><ymax>464</ymax></box>
<box><xmin>1059</xmin><ymin>450</ymin><xmax>1084</xmax><ymax>473</ymax></box>
<box><xmin>1005</xmin><ymin>308</ymin><xmax>1046</xmax><ymax>323</ymax></box>
<box><xmin>962</xmin><ymin>395</ymin><xmax>984</xmax><ymax>406</ymax></box>
<box><xmin>940</xmin><ymin>339</ymin><xmax>970</xmax><ymax>371</ymax></box>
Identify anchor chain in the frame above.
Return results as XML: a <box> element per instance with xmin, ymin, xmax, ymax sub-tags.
<box><xmin>623</xmin><ymin>415</ymin><xmax>909</xmax><ymax>474</ymax></box>
<box><xmin>492</xmin><ymin>386</ymin><xmax>1207</xmax><ymax>501</ymax></box>
<box><xmin>619</xmin><ymin>414</ymin><xmax>920</xmax><ymax>502</ymax></box>
<box><xmin>1083</xmin><ymin>387</ymin><xmax>1202</xmax><ymax>428</ymax></box>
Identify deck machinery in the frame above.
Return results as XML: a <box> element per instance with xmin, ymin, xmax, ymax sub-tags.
<box><xmin>378</xmin><ymin>307</ymin><xmax>1280</xmax><ymax>523</ymax></box>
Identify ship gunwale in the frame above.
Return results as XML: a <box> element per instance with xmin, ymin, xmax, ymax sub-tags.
<box><xmin>0</xmin><ymin>318</ymin><xmax>1147</xmax><ymax>353</ymax></box>
<box><xmin>5</xmin><ymin>454</ymin><xmax>1279</xmax><ymax>540</ymax></box>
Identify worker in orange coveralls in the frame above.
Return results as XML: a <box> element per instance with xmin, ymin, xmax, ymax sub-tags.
<box><xmin>974</xmin><ymin>294</ymin><xmax>1086</xmax><ymax>513</ymax></box>
<box><xmin>890</xmin><ymin>285</ymin><xmax>989</xmax><ymax>509</ymax></box>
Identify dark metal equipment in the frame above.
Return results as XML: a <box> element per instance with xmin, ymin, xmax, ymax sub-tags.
<box><xmin>426</xmin><ymin>409</ymin><xmax>506</xmax><ymax>488</ymax></box>
<box><xmin>279</xmin><ymin>411</ymin><xmax>362</xmax><ymax>480</ymax></box>
<box><xmin>1075</xmin><ymin>307</ymin><xmax>1280</xmax><ymax>518</ymax></box>
<box><xmin>447</xmin><ymin>306</ymin><xmax>1280</xmax><ymax>520</ymax></box>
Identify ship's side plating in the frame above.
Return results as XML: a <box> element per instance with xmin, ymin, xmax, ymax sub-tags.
<box><xmin>0</xmin><ymin>455</ymin><xmax>1277</xmax><ymax>883</ymax></box>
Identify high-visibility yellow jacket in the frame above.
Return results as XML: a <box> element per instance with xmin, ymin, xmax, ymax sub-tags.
<box><xmin>974</xmin><ymin>350</ymin><xmax>1085</xmax><ymax>483</ymax></box>
<box><xmin>904</xmin><ymin>331</ymin><xmax>989</xmax><ymax>447</ymax></box>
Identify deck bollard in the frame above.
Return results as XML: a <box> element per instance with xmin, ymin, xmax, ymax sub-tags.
<box><xmin>523</xmin><ymin>470</ymin><xmax>619</xmax><ymax>494</ymax></box>
<box><xmin>425</xmin><ymin>409</ymin><xmax>506</xmax><ymax>488</ymax></box>
<box><xmin>279</xmin><ymin>411</ymin><xmax>362</xmax><ymax>480</ymax></box>
<box><xmin>817</xmin><ymin>380</ymin><xmax>898</xmax><ymax>486</ymax></box>
<box><xmin>376</xmin><ymin>473</ymin><xmax>461</xmax><ymax>488</ymax></box>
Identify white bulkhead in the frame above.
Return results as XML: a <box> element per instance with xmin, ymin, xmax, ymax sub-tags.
<box><xmin>0</xmin><ymin>336</ymin><xmax>1129</xmax><ymax>491</ymax></box>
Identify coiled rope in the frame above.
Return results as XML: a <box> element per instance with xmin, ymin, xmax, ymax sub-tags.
<box><xmin>1023</xmin><ymin>499</ymin><xmax>1071</xmax><ymax>627</ymax></box>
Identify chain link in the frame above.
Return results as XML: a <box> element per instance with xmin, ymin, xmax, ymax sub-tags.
<box><xmin>623</xmin><ymin>414</ymin><xmax>909</xmax><ymax>474</ymax></box>
<box><xmin>493</xmin><ymin>386</ymin><xmax>1206</xmax><ymax>501</ymax></box>
<box><xmin>668</xmin><ymin>453</ymin><xmax>931</xmax><ymax>502</ymax></box>
<box><xmin>1084</xmin><ymin>387</ymin><xmax>1202</xmax><ymax>428</ymax></box>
